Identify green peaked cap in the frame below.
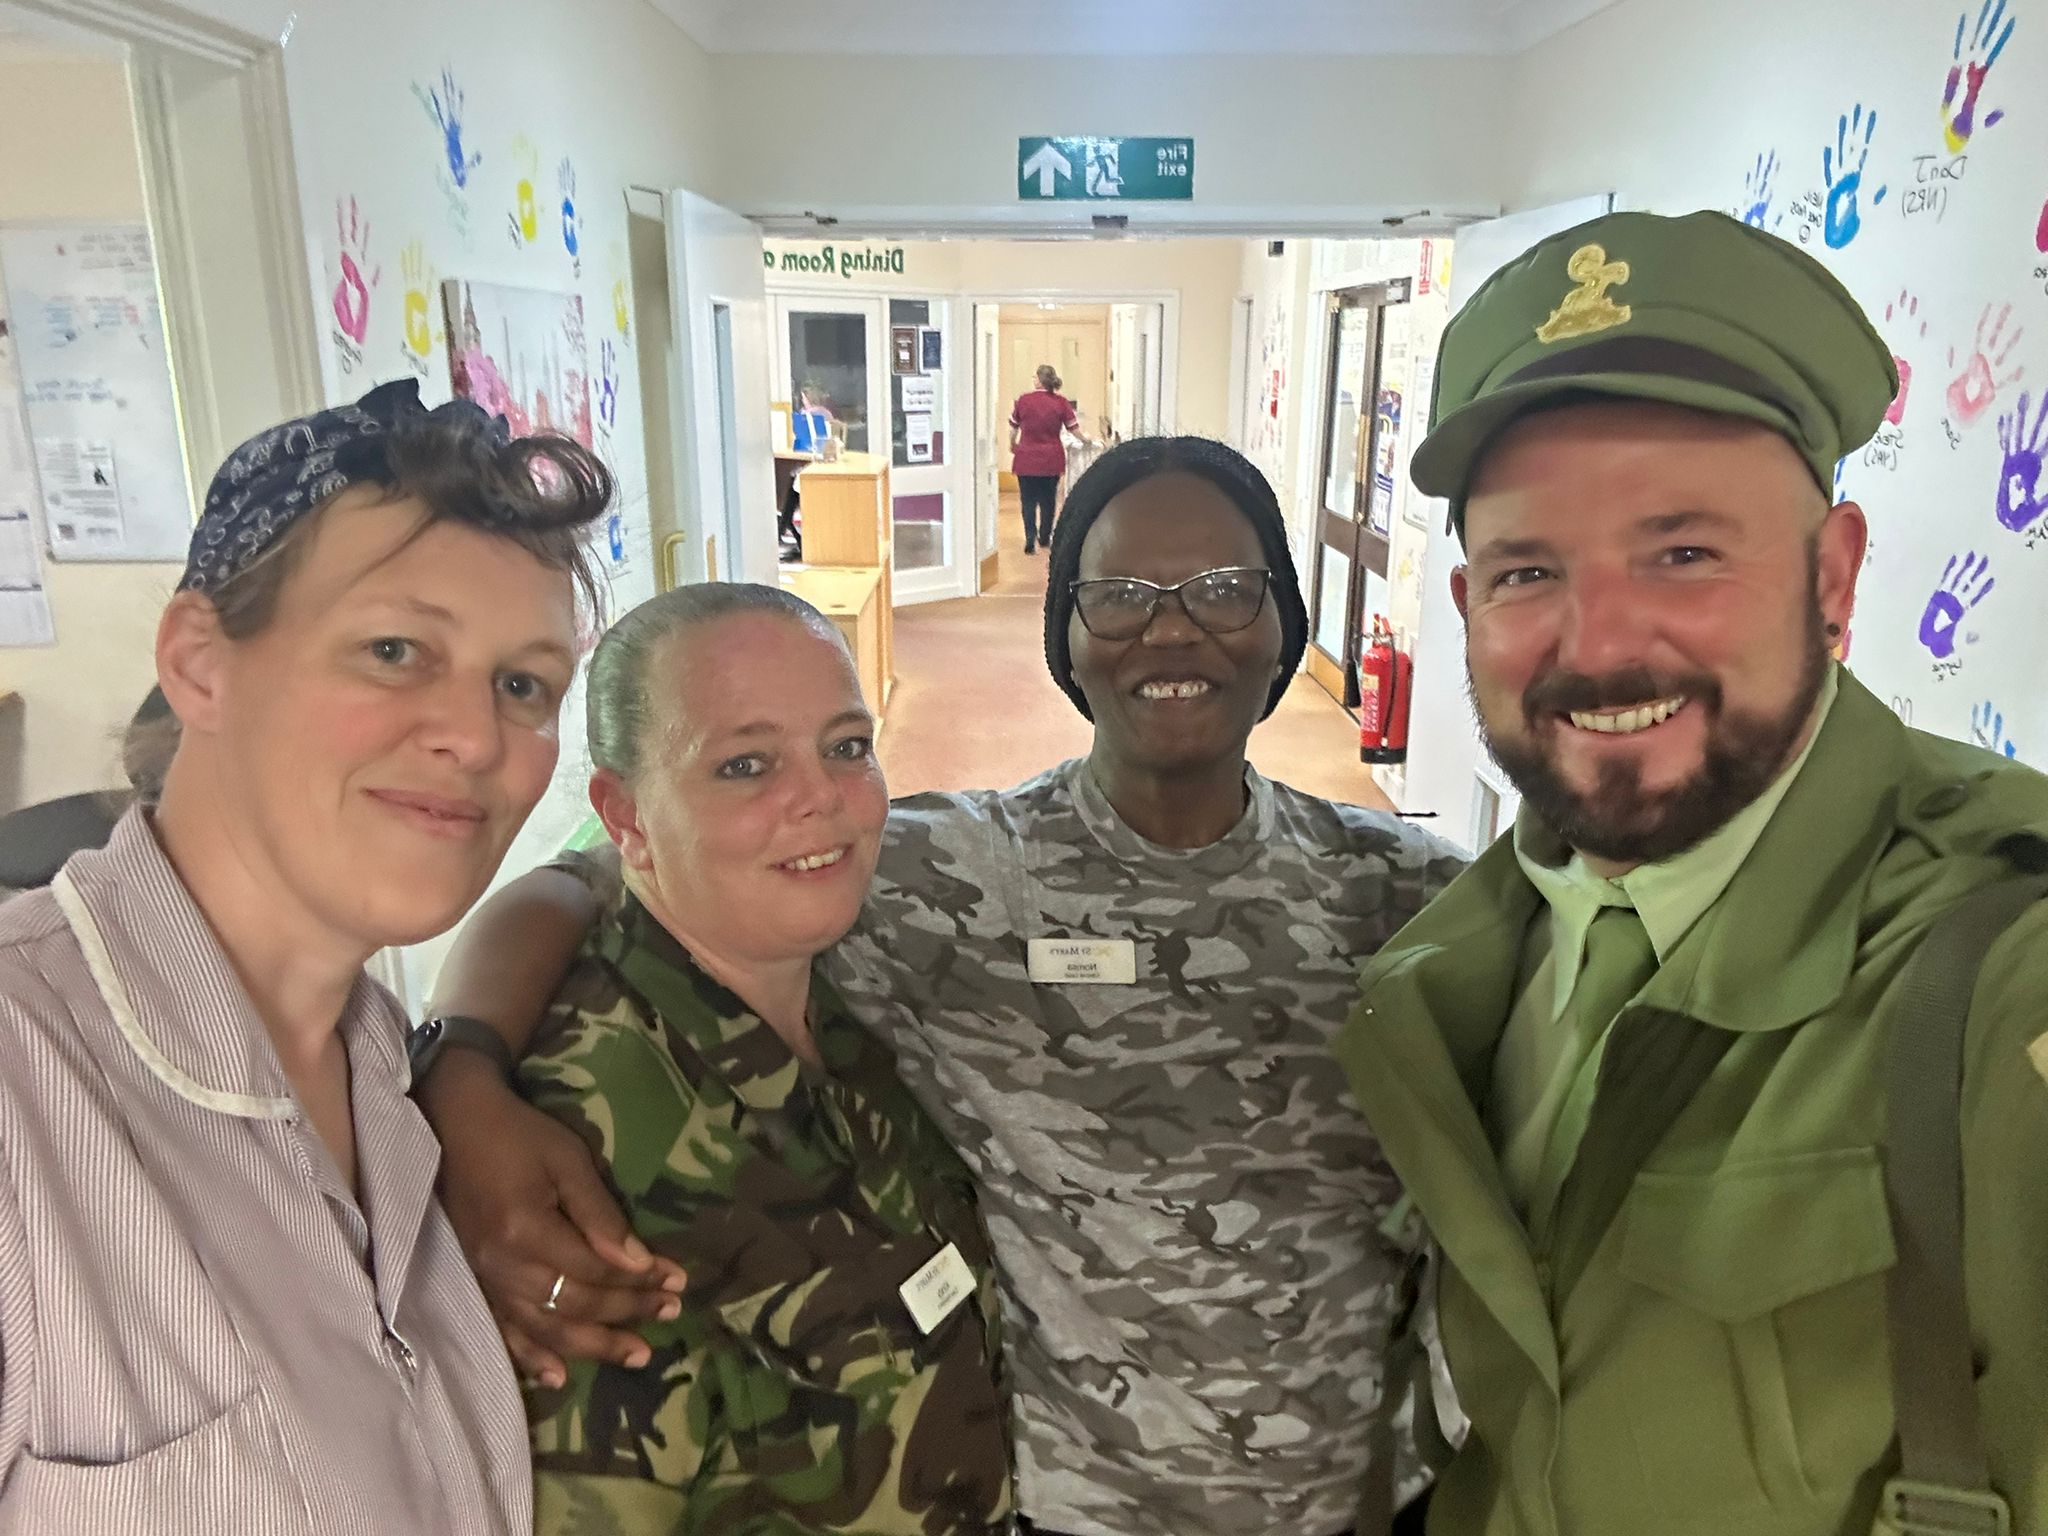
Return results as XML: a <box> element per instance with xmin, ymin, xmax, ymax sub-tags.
<box><xmin>1413</xmin><ymin>209</ymin><xmax>1899</xmax><ymax>536</ymax></box>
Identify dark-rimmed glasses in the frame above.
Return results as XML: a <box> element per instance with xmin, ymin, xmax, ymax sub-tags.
<box><xmin>1070</xmin><ymin>567</ymin><xmax>1273</xmax><ymax>641</ymax></box>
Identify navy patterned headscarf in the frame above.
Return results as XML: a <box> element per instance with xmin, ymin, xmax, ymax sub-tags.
<box><xmin>179</xmin><ymin>379</ymin><xmax>508</xmax><ymax>596</ymax></box>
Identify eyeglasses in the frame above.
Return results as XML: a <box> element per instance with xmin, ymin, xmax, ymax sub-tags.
<box><xmin>1069</xmin><ymin>566</ymin><xmax>1273</xmax><ymax>641</ymax></box>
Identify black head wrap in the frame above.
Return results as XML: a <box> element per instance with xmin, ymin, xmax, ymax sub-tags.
<box><xmin>1043</xmin><ymin>436</ymin><xmax>1308</xmax><ymax>722</ymax></box>
<box><xmin>179</xmin><ymin>378</ymin><xmax>508</xmax><ymax>595</ymax></box>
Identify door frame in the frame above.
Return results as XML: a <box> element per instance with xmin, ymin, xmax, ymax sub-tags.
<box><xmin>1303</xmin><ymin>278</ymin><xmax>1410</xmax><ymax>706</ymax></box>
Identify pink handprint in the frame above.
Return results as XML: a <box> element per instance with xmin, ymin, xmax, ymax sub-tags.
<box><xmin>1882</xmin><ymin>290</ymin><xmax>1926</xmax><ymax>425</ymax></box>
<box><xmin>1946</xmin><ymin>302</ymin><xmax>2023</xmax><ymax>428</ymax></box>
<box><xmin>332</xmin><ymin>196</ymin><xmax>380</xmax><ymax>347</ymax></box>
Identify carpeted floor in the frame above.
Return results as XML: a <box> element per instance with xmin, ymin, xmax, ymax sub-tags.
<box><xmin>879</xmin><ymin>494</ymin><xmax>1394</xmax><ymax>813</ymax></box>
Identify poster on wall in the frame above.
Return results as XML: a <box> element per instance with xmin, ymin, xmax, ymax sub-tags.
<box><xmin>441</xmin><ymin>279</ymin><xmax>594</xmax><ymax>447</ymax></box>
<box><xmin>0</xmin><ymin>224</ymin><xmax>191</xmax><ymax>563</ymax></box>
<box><xmin>1368</xmin><ymin>386</ymin><xmax>1402</xmax><ymax>537</ymax></box>
<box><xmin>891</xmin><ymin>326</ymin><xmax>918</xmax><ymax>374</ymax></box>
<box><xmin>905</xmin><ymin>412</ymin><xmax>934</xmax><ymax>463</ymax></box>
<box><xmin>920</xmin><ymin>327</ymin><xmax>942</xmax><ymax>371</ymax></box>
<box><xmin>900</xmin><ymin>374</ymin><xmax>936</xmax><ymax>413</ymax></box>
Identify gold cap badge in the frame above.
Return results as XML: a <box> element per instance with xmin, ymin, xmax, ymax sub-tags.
<box><xmin>1536</xmin><ymin>243</ymin><xmax>1633</xmax><ymax>345</ymax></box>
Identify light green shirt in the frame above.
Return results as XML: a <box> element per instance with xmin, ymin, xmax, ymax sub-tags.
<box><xmin>1488</xmin><ymin>666</ymin><xmax>1841</xmax><ymax>1223</ymax></box>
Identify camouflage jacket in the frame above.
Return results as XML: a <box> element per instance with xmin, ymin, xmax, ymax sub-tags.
<box><xmin>519</xmin><ymin>892</ymin><xmax>1013</xmax><ymax>1536</ymax></box>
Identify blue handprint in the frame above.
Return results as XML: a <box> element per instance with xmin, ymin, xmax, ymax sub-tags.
<box><xmin>414</xmin><ymin>67</ymin><xmax>482</xmax><ymax>189</ymax></box>
<box><xmin>606</xmin><ymin>510</ymin><xmax>625</xmax><ymax>563</ymax></box>
<box><xmin>559</xmin><ymin>159</ymin><xmax>581</xmax><ymax>262</ymax></box>
<box><xmin>1917</xmin><ymin>550</ymin><xmax>1994</xmax><ymax>659</ymax></box>
<box><xmin>1943</xmin><ymin>0</ymin><xmax>2017</xmax><ymax>154</ymax></box>
<box><xmin>1970</xmin><ymin>700</ymin><xmax>2020</xmax><ymax>758</ymax></box>
<box><xmin>1821</xmin><ymin>104</ymin><xmax>1888</xmax><ymax>250</ymax></box>
<box><xmin>1740</xmin><ymin>150</ymin><xmax>1778</xmax><ymax>228</ymax></box>
<box><xmin>1994</xmin><ymin>390</ymin><xmax>2047</xmax><ymax>533</ymax></box>
<box><xmin>597</xmin><ymin>338</ymin><xmax>620</xmax><ymax>429</ymax></box>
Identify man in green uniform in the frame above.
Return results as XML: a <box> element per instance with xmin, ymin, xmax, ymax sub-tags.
<box><xmin>1337</xmin><ymin>210</ymin><xmax>2048</xmax><ymax>1536</ymax></box>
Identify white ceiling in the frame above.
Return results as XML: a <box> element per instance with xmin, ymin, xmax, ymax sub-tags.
<box><xmin>648</xmin><ymin>0</ymin><xmax>1622</xmax><ymax>57</ymax></box>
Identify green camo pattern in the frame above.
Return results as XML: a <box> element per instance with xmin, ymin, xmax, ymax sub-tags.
<box><xmin>520</xmin><ymin>893</ymin><xmax>1013</xmax><ymax>1536</ymax></box>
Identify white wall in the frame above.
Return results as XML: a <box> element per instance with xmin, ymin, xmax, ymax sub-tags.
<box><xmin>1489</xmin><ymin>0</ymin><xmax>2048</xmax><ymax>770</ymax></box>
<box><xmin>0</xmin><ymin>42</ymin><xmax>176</xmax><ymax>810</ymax></box>
<box><xmin>714</xmin><ymin>53</ymin><xmax>1511</xmax><ymax>226</ymax></box>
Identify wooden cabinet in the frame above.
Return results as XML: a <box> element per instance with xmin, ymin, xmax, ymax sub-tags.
<box><xmin>781</xmin><ymin>451</ymin><xmax>894</xmax><ymax>712</ymax></box>
<box><xmin>778</xmin><ymin>565</ymin><xmax>886</xmax><ymax>721</ymax></box>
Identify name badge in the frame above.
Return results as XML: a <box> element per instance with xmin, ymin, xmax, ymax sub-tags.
<box><xmin>900</xmin><ymin>1242</ymin><xmax>976</xmax><ymax>1335</ymax></box>
<box><xmin>1027</xmin><ymin>937</ymin><xmax>1138</xmax><ymax>985</ymax></box>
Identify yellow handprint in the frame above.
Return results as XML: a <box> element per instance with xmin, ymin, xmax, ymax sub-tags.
<box><xmin>510</xmin><ymin>136</ymin><xmax>541</xmax><ymax>245</ymax></box>
<box><xmin>400</xmin><ymin>240</ymin><xmax>437</xmax><ymax>362</ymax></box>
<box><xmin>611</xmin><ymin>277</ymin><xmax>631</xmax><ymax>337</ymax></box>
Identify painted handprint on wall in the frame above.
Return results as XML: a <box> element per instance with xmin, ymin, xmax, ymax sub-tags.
<box><xmin>1917</xmin><ymin>550</ymin><xmax>1995</xmax><ymax>659</ymax></box>
<box><xmin>1882</xmin><ymin>291</ymin><xmax>1927</xmax><ymax>424</ymax></box>
<box><xmin>414</xmin><ymin>66</ymin><xmax>482</xmax><ymax>190</ymax></box>
<box><xmin>1822</xmin><ymin>106</ymin><xmax>1887</xmax><ymax>249</ymax></box>
<box><xmin>1942</xmin><ymin>0</ymin><xmax>2016</xmax><ymax>154</ymax></box>
<box><xmin>509</xmin><ymin>136</ymin><xmax>541</xmax><ymax>246</ymax></box>
<box><xmin>399</xmin><ymin>241</ymin><xmax>437</xmax><ymax>367</ymax></box>
<box><xmin>559</xmin><ymin>159</ymin><xmax>582</xmax><ymax>268</ymax></box>
<box><xmin>597</xmin><ymin>338</ymin><xmax>620</xmax><ymax>431</ymax></box>
<box><xmin>1970</xmin><ymin>701</ymin><xmax>2020</xmax><ymax>758</ymax></box>
<box><xmin>1740</xmin><ymin>151</ymin><xmax>1779</xmax><ymax>228</ymax></box>
<box><xmin>1995</xmin><ymin>391</ymin><xmax>2047</xmax><ymax>532</ymax></box>
<box><xmin>1946</xmin><ymin>303</ymin><xmax>2024</xmax><ymax>426</ymax></box>
<box><xmin>611</xmin><ymin>278</ymin><xmax>631</xmax><ymax>337</ymax></box>
<box><xmin>332</xmin><ymin>196</ymin><xmax>380</xmax><ymax>348</ymax></box>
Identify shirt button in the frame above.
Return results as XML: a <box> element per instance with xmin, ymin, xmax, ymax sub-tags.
<box><xmin>385</xmin><ymin>1332</ymin><xmax>418</xmax><ymax>1373</ymax></box>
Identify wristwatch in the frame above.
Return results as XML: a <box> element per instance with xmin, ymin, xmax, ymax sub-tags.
<box><xmin>406</xmin><ymin>1013</ymin><xmax>517</xmax><ymax>1086</ymax></box>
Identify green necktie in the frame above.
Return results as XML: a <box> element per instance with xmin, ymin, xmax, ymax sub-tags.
<box><xmin>1525</xmin><ymin>903</ymin><xmax>1659</xmax><ymax>1243</ymax></box>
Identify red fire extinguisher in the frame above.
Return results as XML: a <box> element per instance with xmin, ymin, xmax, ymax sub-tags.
<box><xmin>1358</xmin><ymin>618</ymin><xmax>1413</xmax><ymax>765</ymax></box>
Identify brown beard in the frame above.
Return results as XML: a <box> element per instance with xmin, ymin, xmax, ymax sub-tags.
<box><xmin>1472</xmin><ymin>596</ymin><xmax>1830</xmax><ymax>865</ymax></box>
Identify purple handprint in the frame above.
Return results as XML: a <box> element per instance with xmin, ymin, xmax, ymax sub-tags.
<box><xmin>1942</xmin><ymin>0</ymin><xmax>2016</xmax><ymax>154</ymax></box>
<box><xmin>1917</xmin><ymin>550</ymin><xmax>1994</xmax><ymax>659</ymax></box>
<box><xmin>1995</xmin><ymin>390</ymin><xmax>2047</xmax><ymax>532</ymax></box>
<box><xmin>597</xmin><ymin>338</ymin><xmax>620</xmax><ymax>430</ymax></box>
<box><xmin>414</xmin><ymin>67</ymin><xmax>482</xmax><ymax>190</ymax></box>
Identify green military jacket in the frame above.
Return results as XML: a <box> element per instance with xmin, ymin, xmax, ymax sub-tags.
<box><xmin>520</xmin><ymin>893</ymin><xmax>1013</xmax><ymax>1536</ymax></box>
<box><xmin>1336</xmin><ymin>672</ymin><xmax>2048</xmax><ymax>1536</ymax></box>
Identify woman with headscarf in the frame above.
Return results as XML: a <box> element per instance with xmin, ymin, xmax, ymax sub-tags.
<box><xmin>0</xmin><ymin>379</ymin><xmax>610</xmax><ymax>1535</ymax></box>
<box><xmin>422</xmin><ymin>438</ymin><xmax>1466</xmax><ymax>1536</ymax></box>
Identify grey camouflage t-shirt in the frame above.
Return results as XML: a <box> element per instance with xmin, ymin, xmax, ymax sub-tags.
<box><xmin>823</xmin><ymin>760</ymin><xmax>1465</xmax><ymax>1536</ymax></box>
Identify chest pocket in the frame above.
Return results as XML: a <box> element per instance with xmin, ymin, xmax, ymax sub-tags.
<box><xmin>1607</xmin><ymin>1147</ymin><xmax>1898</xmax><ymax>1516</ymax></box>
<box><xmin>1</xmin><ymin>1391</ymin><xmax>307</xmax><ymax>1536</ymax></box>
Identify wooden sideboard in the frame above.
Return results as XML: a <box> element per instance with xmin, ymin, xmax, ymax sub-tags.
<box><xmin>782</xmin><ymin>451</ymin><xmax>894</xmax><ymax>712</ymax></box>
<box><xmin>778</xmin><ymin>565</ymin><xmax>886</xmax><ymax>721</ymax></box>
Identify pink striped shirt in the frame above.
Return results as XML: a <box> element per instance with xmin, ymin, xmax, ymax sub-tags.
<box><xmin>0</xmin><ymin>808</ymin><xmax>529</xmax><ymax>1534</ymax></box>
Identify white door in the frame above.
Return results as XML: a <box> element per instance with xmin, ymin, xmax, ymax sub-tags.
<box><xmin>883</xmin><ymin>296</ymin><xmax>972</xmax><ymax>604</ymax></box>
<box><xmin>1107</xmin><ymin>301</ymin><xmax>1168</xmax><ymax>439</ymax></box>
<box><xmin>667</xmin><ymin>189</ymin><xmax>776</xmax><ymax>584</ymax></box>
<box><xmin>974</xmin><ymin>303</ymin><xmax>1002</xmax><ymax>588</ymax></box>
<box><xmin>1400</xmin><ymin>194</ymin><xmax>1613</xmax><ymax>852</ymax></box>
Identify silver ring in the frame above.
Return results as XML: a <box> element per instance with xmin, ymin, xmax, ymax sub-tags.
<box><xmin>542</xmin><ymin>1273</ymin><xmax>567</xmax><ymax>1313</ymax></box>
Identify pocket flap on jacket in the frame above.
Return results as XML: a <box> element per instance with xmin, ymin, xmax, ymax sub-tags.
<box><xmin>1618</xmin><ymin>1147</ymin><xmax>1897</xmax><ymax>1321</ymax></box>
